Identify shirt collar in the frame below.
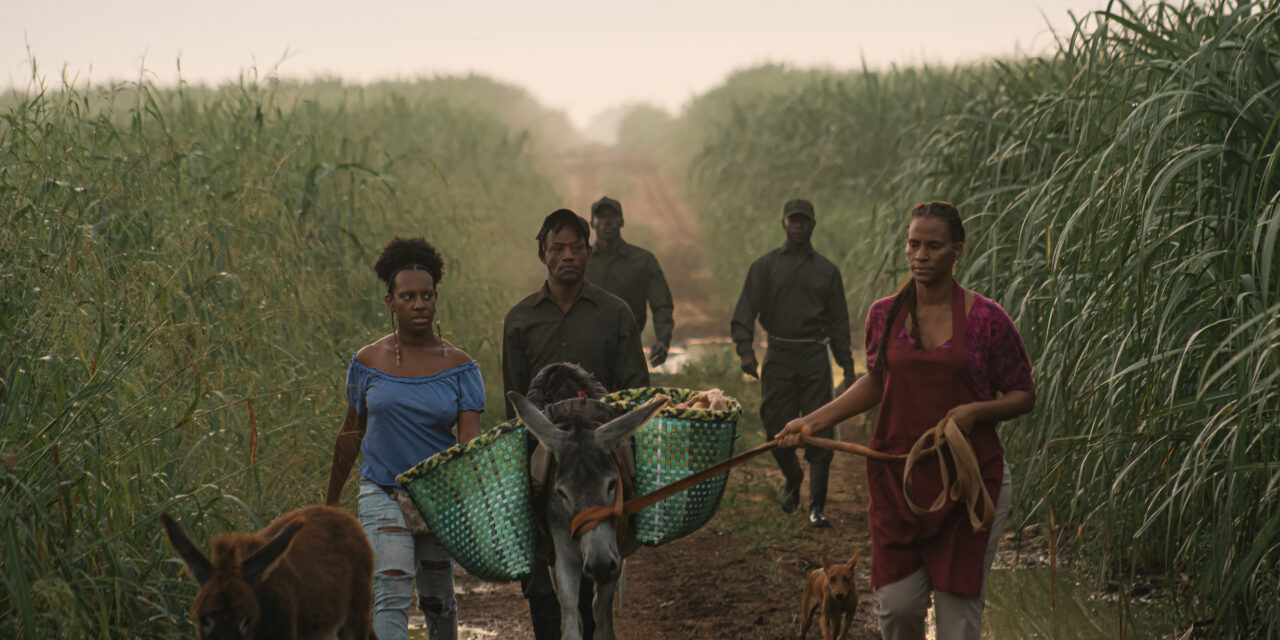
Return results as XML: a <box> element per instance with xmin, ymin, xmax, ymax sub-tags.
<box><xmin>596</xmin><ymin>238</ymin><xmax>634</xmax><ymax>258</ymax></box>
<box><xmin>778</xmin><ymin>243</ymin><xmax>816</xmax><ymax>260</ymax></box>
<box><xmin>532</xmin><ymin>281</ymin><xmax>603</xmax><ymax>308</ymax></box>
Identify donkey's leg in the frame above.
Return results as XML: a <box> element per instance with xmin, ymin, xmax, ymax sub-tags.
<box><xmin>591</xmin><ymin>578</ymin><xmax>616</xmax><ymax>640</ymax></box>
<box><xmin>552</xmin><ymin>548</ymin><xmax>585</xmax><ymax>640</ymax></box>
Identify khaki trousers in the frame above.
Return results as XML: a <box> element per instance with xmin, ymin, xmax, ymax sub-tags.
<box><xmin>872</xmin><ymin>463</ymin><xmax>1012</xmax><ymax>640</ymax></box>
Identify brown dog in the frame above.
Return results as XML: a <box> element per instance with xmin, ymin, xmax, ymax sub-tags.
<box><xmin>798</xmin><ymin>551</ymin><xmax>861</xmax><ymax>639</ymax></box>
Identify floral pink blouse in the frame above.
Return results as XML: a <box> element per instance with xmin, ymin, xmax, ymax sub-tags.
<box><xmin>864</xmin><ymin>291</ymin><xmax>1034</xmax><ymax>400</ymax></box>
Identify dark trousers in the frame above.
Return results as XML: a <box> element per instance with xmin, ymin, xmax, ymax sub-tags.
<box><xmin>761</xmin><ymin>342</ymin><xmax>835</xmax><ymax>509</ymax></box>
<box><xmin>523</xmin><ymin>555</ymin><xmax>596</xmax><ymax>639</ymax></box>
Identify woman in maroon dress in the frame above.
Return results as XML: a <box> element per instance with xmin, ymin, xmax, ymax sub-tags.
<box><xmin>777</xmin><ymin>202</ymin><xmax>1035</xmax><ymax>640</ymax></box>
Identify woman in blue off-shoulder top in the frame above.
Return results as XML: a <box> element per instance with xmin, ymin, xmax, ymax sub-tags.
<box><xmin>326</xmin><ymin>237</ymin><xmax>484</xmax><ymax>640</ymax></box>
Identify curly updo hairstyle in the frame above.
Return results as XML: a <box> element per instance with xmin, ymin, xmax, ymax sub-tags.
<box><xmin>373</xmin><ymin>236</ymin><xmax>445</xmax><ymax>294</ymax></box>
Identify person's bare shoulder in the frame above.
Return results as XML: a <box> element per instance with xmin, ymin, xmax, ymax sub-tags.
<box><xmin>354</xmin><ymin>336</ymin><xmax>392</xmax><ymax>367</ymax></box>
<box><xmin>443</xmin><ymin>341</ymin><xmax>473</xmax><ymax>367</ymax></box>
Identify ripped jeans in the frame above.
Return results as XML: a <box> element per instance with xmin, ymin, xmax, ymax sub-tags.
<box><xmin>358</xmin><ymin>478</ymin><xmax>457</xmax><ymax>640</ymax></box>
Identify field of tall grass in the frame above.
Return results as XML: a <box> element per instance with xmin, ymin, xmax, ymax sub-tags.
<box><xmin>647</xmin><ymin>0</ymin><xmax>1279</xmax><ymax>634</ymax></box>
<box><xmin>0</xmin><ymin>72</ymin><xmax>561</xmax><ymax>637</ymax></box>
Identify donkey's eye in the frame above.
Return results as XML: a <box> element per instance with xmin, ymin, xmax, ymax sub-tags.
<box><xmin>239</xmin><ymin>617</ymin><xmax>250</xmax><ymax>633</ymax></box>
<box><xmin>556</xmin><ymin>487</ymin><xmax>571</xmax><ymax>502</ymax></box>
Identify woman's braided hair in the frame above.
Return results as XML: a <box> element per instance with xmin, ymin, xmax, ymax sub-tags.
<box><xmin>374</xmin><ymin>236</ymin><xmax>444</xmax><ymax>294</ymax></box>
<box><xmin>873</xmin><ymin>202</ymin><xmax>965</xmax><ymax>374</ymax></box>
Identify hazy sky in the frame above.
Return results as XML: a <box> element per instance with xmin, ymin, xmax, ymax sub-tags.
<box><xmin>7</xmin><ymin>0</ymin><xmax>1113</xmax><ymax>128</ymax></box>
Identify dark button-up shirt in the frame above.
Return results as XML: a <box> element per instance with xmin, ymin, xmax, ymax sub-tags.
<box><xmin>585</xmin><ymin>240</ymin><xmax>675</xmax><ymax>345</ymax></box>
<box><xmin>730</xmin><ymin>244</ymin><xmax>856</xmax><ymax>372</ymax></box>
<box><xmin>502</xmin><ymin>281</ymin><xmax>651</xmax><ymax>418</ymax></box>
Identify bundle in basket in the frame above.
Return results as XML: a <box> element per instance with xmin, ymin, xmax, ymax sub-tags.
<box><xmin>605</xmin><ymin>387</ymin><xmax>741</xmax><ymax>546</ymax></box>
<box><xmin>396</xmin><ymin>419</ymin><xmax>534</xmax><ymax>582</ymax></box>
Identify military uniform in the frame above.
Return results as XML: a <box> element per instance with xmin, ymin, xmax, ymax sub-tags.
<box><xmin>585</xmin><ymin>239</ymin><xmax>675</xmax><ymax>346</ymax></box>
<box><xmin>731</xmin><ymin>243</ymin><xmax>855</xmax><ymax>513</ymax></box>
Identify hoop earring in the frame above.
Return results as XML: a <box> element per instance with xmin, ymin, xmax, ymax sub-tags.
<box><xmin>391</xmin><ymin>311</ymin><xmax>401</xmax><ymax>367</ymax></box>
<box><xmin>436</xmin><ymin>317</ymin><xmax>448</xmax><ymax>357</ymax></box>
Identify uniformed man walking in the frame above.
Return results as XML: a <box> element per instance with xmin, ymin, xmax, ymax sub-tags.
<box><xmin>502</xmin><ymin>208</ymin><xmax>650</xmax><ymax>639</ymax></box>
<box><xmin>585</xmin><ymin>195</ymin><xmax>675</xmax><ymax>366</ymax></box>
<box><xmin>731</xmin><ymin>198</ymin><xmax>856</xmax><ymax>528</ymax></box>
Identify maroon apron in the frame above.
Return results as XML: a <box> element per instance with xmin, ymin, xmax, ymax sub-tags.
<box><xmin>866</xmin><ymin>280</ymin><xmax>1004</xmax><ymax>597</ymax></box>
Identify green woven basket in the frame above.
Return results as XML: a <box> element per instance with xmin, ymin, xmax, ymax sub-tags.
<box><xmin>605</xmin><ymin>387</ymin><xmax>741</xmax><ymax>546</ymax></box>
<box><xmin>396</xmin><ymin>419</ymin><xmax>534</xmax><ymax>582</ymax></box>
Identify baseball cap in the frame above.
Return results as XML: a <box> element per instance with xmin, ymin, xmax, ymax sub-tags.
<box><xmin>591</xmin><ymin>196</ymin><xmax>623</xmax><ymax>217</ymax></box>
<box><xmin>783</xmin><ymin>198</ymin><xmax>816</xmax><ymax>220</ymax></box>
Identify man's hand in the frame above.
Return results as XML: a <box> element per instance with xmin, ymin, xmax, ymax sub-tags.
<box><xmin>649</xmin><ymin>341</ymin><xmax>669</xmax><ymax>367</ymax></box>
<box><xmin>836</xmin><ymin>369</ymin><xmax>857</xmax><ymax>395</ymax></box>
<box><xmin>740</xmin><ymin>353</ymin><xmax>759</xmax><ymax>379</ymax></box>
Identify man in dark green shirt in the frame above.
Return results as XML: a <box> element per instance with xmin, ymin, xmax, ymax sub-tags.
<box><xmin>501</xmin><ymin>208</ymin><xmax>650</xmax><ymax>639</ymax></box>
<box><xmin>731</xmin><ymin>198</ymin><xmax>856</xmax><ymax>528</ymax></box>
<box><xmin>585</xmin><ymin>195</ymin><xmax>676</xmax><ymax>366</ymax></box>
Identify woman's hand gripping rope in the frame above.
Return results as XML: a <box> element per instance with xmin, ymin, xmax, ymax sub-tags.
<box><xmin>572</xmin><ymin>410</ymin><xmax>995</xmax><ymax>537</ymax></box>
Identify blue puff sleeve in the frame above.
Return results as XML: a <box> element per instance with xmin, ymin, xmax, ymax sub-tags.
<box><xmin>346</xmin><ymin>358</ymin><xmax>369</xmax><ymax>415</ymax></box>
<box><xmin>457</xmin><ymin>361</ymin><xmax>486</xmax><ymax>413</ymax></box>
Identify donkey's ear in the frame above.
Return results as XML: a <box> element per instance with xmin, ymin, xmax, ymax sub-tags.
<box><xmin>509</xmin><ymin>391</ymin><xmax>565</xmax><ymax>450</ymax></box>
<box><xmin>596</xmin><ymin>395</ymin><xmax>668</xmax><ymax>449</ymax></box>
<box><xmin>160</xmin><ymin>512</ymin><xmax>213</xmax><ymax>585</ymax></box>
<box><xmin>241</xmin><ymin>518</ymin><xmax>303</xmax><ymax>584</ymax></box>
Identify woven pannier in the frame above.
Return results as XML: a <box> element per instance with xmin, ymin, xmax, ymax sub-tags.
<box><xmin>605</xmin><ymin>387</ymin><xmax>741</xmax><ymax>546</ymax></box>
<box><xmin>396</xmin><ymin>419</ymin><xmax>534</xmax><ymax>581</ymax></box>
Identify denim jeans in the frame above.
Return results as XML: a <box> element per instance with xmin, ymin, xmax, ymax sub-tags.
<box><xmin>358</xmin><ymin>478</ymin><xmax>457</xmax><ymax>640</ymax></box>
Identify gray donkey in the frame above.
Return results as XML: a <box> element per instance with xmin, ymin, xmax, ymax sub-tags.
<box><xmin>509</xmin><ymin>389</ymin><xmax>667</xmax><ymax>640</ymax></box>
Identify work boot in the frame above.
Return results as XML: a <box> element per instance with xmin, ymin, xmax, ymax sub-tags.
<box><xmin>809</xmin><ymin>506</ymin><xmax>831</xmax><ymax>528</ymax></box>
<box><xmin>779</xmin><ymin>477</ymin><xmax>802</xmax><ymax>513</ymax></box>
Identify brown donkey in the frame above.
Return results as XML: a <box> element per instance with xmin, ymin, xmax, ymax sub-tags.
<box><xmin>160</xmin><ymin>506</ymin><xmax>376</xmax><ymax>640</ymax></box>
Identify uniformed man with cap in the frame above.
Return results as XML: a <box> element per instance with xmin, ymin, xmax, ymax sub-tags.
<box><xmin>501</xmin><ymin>208</ymin><xmax>650</xmax><ymax>639</ymax></box>
<box><xmin>731</xmin><ymin>198</ymin><xmax>856</xmax><ymax>528</ymax></box>
<box><xmin>585</xmin><ymin>195</ymin><xmax>676</xmax><ymax>366</ymax></box>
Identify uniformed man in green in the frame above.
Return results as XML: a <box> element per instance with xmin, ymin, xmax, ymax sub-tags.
<box><xmin>731</xmin><ymin>198</ymin><xmax>856</xmax><ymax>528</ymax></box>
<box><xmin>501</xmin><ymin>208</ymin><xmax>650</xmax><ymax>640</ymax></box>
<box><xmin>585</xmin><ymin>195</ymin><xmax>676</xmax><ymax>366</ymax></box>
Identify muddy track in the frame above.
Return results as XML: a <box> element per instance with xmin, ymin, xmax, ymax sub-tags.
<box><xmin>555</xmin><ymin>152</ymin><xmax>721</xmax><ymax>339</ymax></box>
<box><xmin>436</xmin><ymin>151</ymin><xmax>881</xmax><ymax>639</ymax></box>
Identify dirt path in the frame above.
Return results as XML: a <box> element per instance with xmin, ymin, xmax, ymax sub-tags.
<box><xmin>449</xmin><ymin>421</ymin><xmax>882</xmax><ymax>640</ymax></box>
<box><xmin>555</xmin><ymin>151</ymin><xmax>721</xmax><ymax>339</ymax></box>
<box><xmin>431</xmin><ymin>151</ymin><xmax>882</xmax><ymax>639</ymax></box>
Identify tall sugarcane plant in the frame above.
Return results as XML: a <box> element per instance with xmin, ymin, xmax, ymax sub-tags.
<box><xmin>0</xmin><ymin>75</ymin><xmax>559</xmax><ymax>637</ymax></box>
<box><xmin>666</xmin><ymin>0</ymin><xmax>1279</xmax><ymax>634</ymax></box>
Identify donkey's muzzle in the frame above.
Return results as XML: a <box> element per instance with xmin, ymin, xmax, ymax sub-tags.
<box><xmin>583</xmin><ymin>548</ymin><xmax>620</xmax><ymax>583</ymax></box>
